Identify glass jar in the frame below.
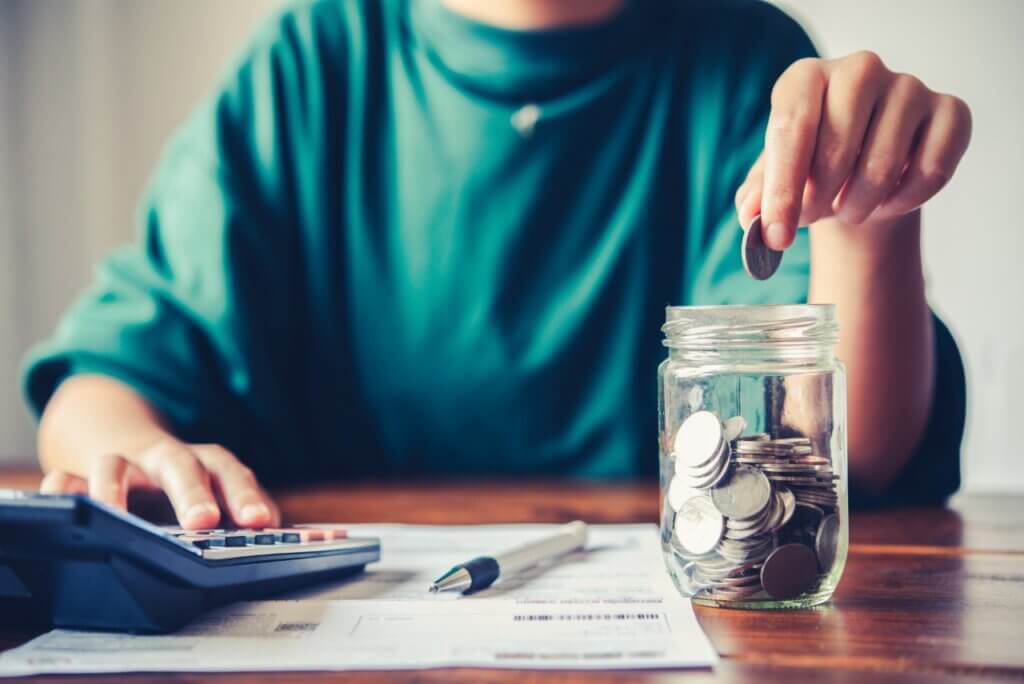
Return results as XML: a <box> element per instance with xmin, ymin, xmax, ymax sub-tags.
<box><xmin>658</xmin><ymin>304</ymin><xmax>848</xmax><ymax>609</ymax></box>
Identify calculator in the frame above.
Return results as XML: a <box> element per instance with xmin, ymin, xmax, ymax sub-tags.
<box><xmin>0</xmin><ymin>490</ymin><xmax>380</xmax><ymax>633</ymax></box>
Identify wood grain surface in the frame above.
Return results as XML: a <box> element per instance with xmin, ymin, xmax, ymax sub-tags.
<box><xmin>1</xmin><ymin>468</ymin><xmax>1022</xmax><ymax>682</ymax></box>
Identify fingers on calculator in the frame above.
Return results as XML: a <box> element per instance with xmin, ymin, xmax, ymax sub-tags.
<box><xmin>39</xmin><ymin>444</ymin><xmax>281</xmax><ymax>530</ymax></box>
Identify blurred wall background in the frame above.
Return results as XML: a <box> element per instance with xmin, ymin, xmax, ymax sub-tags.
<box><xmin>1</xmin><ymin>1</ymin><xmax>1022</xmax><ymax>492</ymax></box>
<box><xmin>0</xmin><ymin>0</ymin><xmax>281</xmax><ymax>461</ymax></box>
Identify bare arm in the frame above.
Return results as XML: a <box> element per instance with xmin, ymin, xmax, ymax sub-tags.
<box><xmin>735</xmin><ymin>52</ymin><xmax>971</xmax><ymax>494</ymax></box>
<box><xmin>808</xmin><ymin>211</ymin><xmax>933</xmax><ymax>493</ymax></box>
<box><xmin>37</xmin><ymin>373</ymin><xmax>279</xmax><ymax>529</ymax></box>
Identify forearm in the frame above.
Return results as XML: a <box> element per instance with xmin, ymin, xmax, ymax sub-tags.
<box><xmin>38</xmin><ymin>374</ymin><xmax>174</xmax><ymax>474</ymax></box>
<box><xmin>808</xmin><ymin>209</ymin><xmax>934</xmax><ymax>494</ymax></box>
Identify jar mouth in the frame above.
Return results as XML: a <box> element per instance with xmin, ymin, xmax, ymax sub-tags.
<box><xmin>662</xmin><ymin>304</ymin><xmax>838</xmax><ymax>350</ymax></box>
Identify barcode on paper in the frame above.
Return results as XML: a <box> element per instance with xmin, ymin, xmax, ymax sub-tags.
<box><xmin>513</xmin><ymin>613</ymin><xmax>660</xmax><ymax>622</ymax></box>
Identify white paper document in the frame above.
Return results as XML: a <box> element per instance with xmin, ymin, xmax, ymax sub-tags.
<box><xmin>0</xmin><ymin>523</ymin><xmax>716</xmax><ymax>675</ymax></box>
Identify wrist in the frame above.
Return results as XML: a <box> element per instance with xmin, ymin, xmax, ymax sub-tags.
<box><xmin>814</xmin><ymin>209</ymin><xmax>920</xmax><ymax>256</ymax></box>
<box><xmin>810</xmin><ymin>209</ymin><xmax>923</xmax><ymax>286</ymax></box>
<box><xmin>37</xmin><ymin>374</ymin><xmax>178</xmax><ymax>474</ymax></box>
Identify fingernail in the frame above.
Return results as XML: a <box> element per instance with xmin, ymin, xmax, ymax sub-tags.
<box><xmin>766</xmin><ymin>222</ymin><xmax>789</xmax><ymax>249</ymax></box>
<box><xmin>240</xmin><ymin>503</ymin><xmax>270</xmax><ymax>522</ymax></box>
<box><xmin>185</xmin><ymin>502</ymin><xmax>218</xmax><ymax>524</ymax></box>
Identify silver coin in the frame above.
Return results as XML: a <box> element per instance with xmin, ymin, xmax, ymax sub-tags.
<box><xmin>721</xmin><ymin>560</ymin><xmax>765</xmax><ymax>578</ymax></box>
<box><xmin>711</xmin><ymin>465</ymin><xmax>772</xmax><ymax>520</ymax></box>
<box><xmin>717</xmin><ymin>534</ymin><xmax>770</xmax><ymax>551</ymax></box>
<box><xmin>734</xmin><ymin>456</ymin><xmax>786</xmax><ymax>467</ymax></box>
<box><xmin>690</xmin><ymin>565</ymin><xmax>727</xmax><ymax>586</ymax></box>
<box><xmin>667</xmin><ymin>476</ymin><xmax>702</xmax><ymax>512</ymax></box>
<box><xmin>790</xmin><ymin>484</ymin><xmax>837</xmax><ymax>494</ymax></box>
<box><xmin>766</xmin><ymin>475</ymin><xmax>826</xmax><ymax>486</ymax></box>
<box><xmin>772</xmin><ymin>437</ymin><xmax>813</xmax><ymax>446</ymax></box>
<box><xmin>736</xmin><ymin>433</ymin><xmax>771</xmax><ymax>442</ymax></box>
<box><xmin>734</xmin><ymin>446</ymin><xmax>803</xmax><ymax>459</ymax></box>
<box><xmin>777</xmin><ymin>487</ymin><xmax>796</xmax><ymax>528</ymax></box>
<box><xmin>760</xmin><ymin>543</ymin><xmax>818</xmax><ymax>599</ymax></box>
<box><xmin>741</xmin><ymin>215</ymin><xmax>783</xmax><ymax>280</ymax></box>
<box><xmin>794</xmin><ymin>490</ymin><xmax>838</xmax><ymax>503</ymax></box>
<box><xmin>733</xmin><ymin>441</ymin><xmax>792</xmax><ymax>452</ymax></box>
<box><xmin>801</xmin><ymin>496</ymin><xmax>839</xmax><ymax>506</ymax></box>
<box><xmin>673</xmin><ymin>411</ymin><xmax>724</xmax><ymax>470</ymax></box>
<box><xmin>712</xmin><ymin>571</ymin><xmax>763</xmax><ymax>588</ymax></box>
<box><xmin>685</xmin><ymin>441</ymin><xmax>730</xmax><ymax>478</ymax></box>
<box><xmin>761</xmin><ymin>490</ymin><xmax>785</xmax><ymax>532</ymax></box>
<box><xmin>758</xmin><ymin>463</ymin><xmax>826</xmax><ymax>473</ymax></box>
<box><xmin>815</xmin><ymin>513</ymin><xmax>840</xmax><ymax>571</ymax></box>
<box><xmin>726</xmin><ymin>492</ymin><xmax>774</xmax><ymax>525</ymax></box>
<box><xmin>736</xmin><ymin>443</ymin><xmax>812</xmax><ymax>456</ymax></box>
<box><xmin>673</xmin><ymin>544</ymin><xmax>718</xmax><ymax>562</ymax></box>
<box><xmin>682</xmin><ymin>454</ymin><xmax>732</xmax><ymax>490</ymax></box>
<box><xmin>678</xmin><ymin>560</ymin><xmax>709</xmax><ymax>592</ymax></box>
<box><xmin>725</xmin><ymin>521</ymin><xmax>768</xmax><ymax>541</ymax></box>
<box><xmin>793</xmin><ymin>456</ymin><xmax>832</xmax><ymax>466</ymax></box>
<box><xmin>674</xmin><ymin>496</ymin><xmax>725</xmax><ymax>556</ymax></box>
<box><xmin>718</xmin><ymin>536</ymin><xmax>775</xmax><ymax>565</ymax></box>
<box><xmin>718</xmin><ymin>533</ymin><xmax>774</xmax><ymax>555</ymax></box>
<box><xmin>704</xmin><ymin>458</ymin><xmax>735</xmax><ymax>489</ymax></box>
<box><xmin>722</xmin><ymin>416</ymin><xmax>748</xmax><ymax>443</ymax></box>
<box><xmin>725</xmin><ymin>504</ymin><xmax>770</xmax><ymax>531</ymax></box>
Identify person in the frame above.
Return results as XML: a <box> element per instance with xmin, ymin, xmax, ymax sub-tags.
<box><xmin>23</xmin><ymin>0</ymin><xmax>971</xmax><ymax>529</ymax></box>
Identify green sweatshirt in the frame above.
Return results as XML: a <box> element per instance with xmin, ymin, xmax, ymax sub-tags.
<box><xmin>22</xmin><ymin>0</ymin><xmax>964</xmax><ymax>502</ymax></box>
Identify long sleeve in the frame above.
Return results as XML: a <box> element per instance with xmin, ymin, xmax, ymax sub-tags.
<box><xmin>19</xmin><ymin>5</ymin><xmax>330</xmax><ymax>475</ymax></box>
<box><xmin>849</xmin><ymin>314</ymin><xmax>965</xmax><ymax>508</ymax></box>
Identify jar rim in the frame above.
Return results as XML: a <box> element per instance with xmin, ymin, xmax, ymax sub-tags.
<box><xmin>665</xmin><ymin>303</ymin><xmax>835</xmax><ymax>316</ymax></box>
<box><xmin>662</xmin><ymin>304</ymin><xmax>838</xmax><ymax>350</ymax></box>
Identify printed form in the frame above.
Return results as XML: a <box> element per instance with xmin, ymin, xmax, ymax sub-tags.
<box><xmin>0</xmin><ymin>524</ymin><xmax>717</xmax><ymax>676</ymax></box>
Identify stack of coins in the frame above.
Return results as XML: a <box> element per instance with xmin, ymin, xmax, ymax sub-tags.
<box><xmin>663</xmin><ymin>410</ymin><xmax>840</xmax><ymax>602</ymax></box>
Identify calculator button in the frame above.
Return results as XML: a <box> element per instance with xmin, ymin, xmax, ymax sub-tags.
<box><xmin>252</xmin><ymin>533</ymin><xmax>276</xmax><ymax>545</ymax></box>
<box><xmin>179</xmin><ymin>535</ymin><xmax>213</xmax><ymax>549</ymax></box>
<box><xmin>223</xmin><ymin>535</ymin><xmax>247</xmax><ymax>547</ymax></box>
<box><xmin>259</xmin><ymin>530</ymin><xmax>303</xmax><ymax>543</ymax></box>
<box><xmin>264</xmin><ymin>528</ymin><xmax>323</xmax><ymax>542</ymax></box>
<box><xmin>292</xmin><ymin>526</ymin><xmax>348</xmax><ymax>541</ymax></box>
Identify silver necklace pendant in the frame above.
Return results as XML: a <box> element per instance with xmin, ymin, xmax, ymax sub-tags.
<box><xmin>511</xmin><ymin>103</ymin><xmax>541</xmax><ymax>137</ymax></box>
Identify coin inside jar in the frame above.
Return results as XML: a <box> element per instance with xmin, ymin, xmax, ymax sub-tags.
<box><xmin>674</xmin><ymin>495</ymin><xmax>725</xmax><ymax>556</ymax></box>
<box><xmin>662</xmin><ymin>409</ymin><xmax>841</xmax><ymax>606</ymax></box>
<box><xmin>667</xmin><ymin>477</ymin><xmax>702</xmax><ymax>511</ymax></box>
<box><xmin>815</xmin><ymin>513</ymin><xmax>840</xmax><ymax>571</ymax></box>
<box><xmin>722</xmin><ymin>415</ymin><xmax>747</xmax><ymax>443</ymax></box>
<box><xmin>673</xmin><ymin>411</ymin><xmax>725</xmax><ymax>469</ymax></box>
<box><xmin>711</xmin><ymin>465</ymin><xmax>772</xmax><ymax>520</ymax></box>
<box><xmin>760</xmin><ymin>543</ymin><xmax>818</xmax><ymax>599</ymax></box>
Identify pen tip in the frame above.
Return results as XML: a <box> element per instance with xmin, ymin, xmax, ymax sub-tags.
<box><xmin>428</xmin><ymin>584</ymin><xmax>439</xmax><ymax>593</ymax></box>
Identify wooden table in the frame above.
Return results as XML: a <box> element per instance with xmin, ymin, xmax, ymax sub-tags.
<box><xmin>1</xmin><ymin>467</ymin><xmax>1022</xmax><ymax>683</ymax></box>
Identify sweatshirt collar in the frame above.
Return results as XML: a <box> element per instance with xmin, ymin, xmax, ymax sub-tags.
<box><xmin>406</xmin><ymin>0</ymin><xmax>659</xmax><ymax>101</ymax></box>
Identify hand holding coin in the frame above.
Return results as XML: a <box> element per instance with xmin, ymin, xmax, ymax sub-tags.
<box><xmin>733</xmin><ymin>51</ymin><xmax>971</xmax><ymax>256</ymax></box>
<box><xmin>741</xmin><ymin>215</ymin><xmax>783</xmax><ymax>280</ymax></box>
